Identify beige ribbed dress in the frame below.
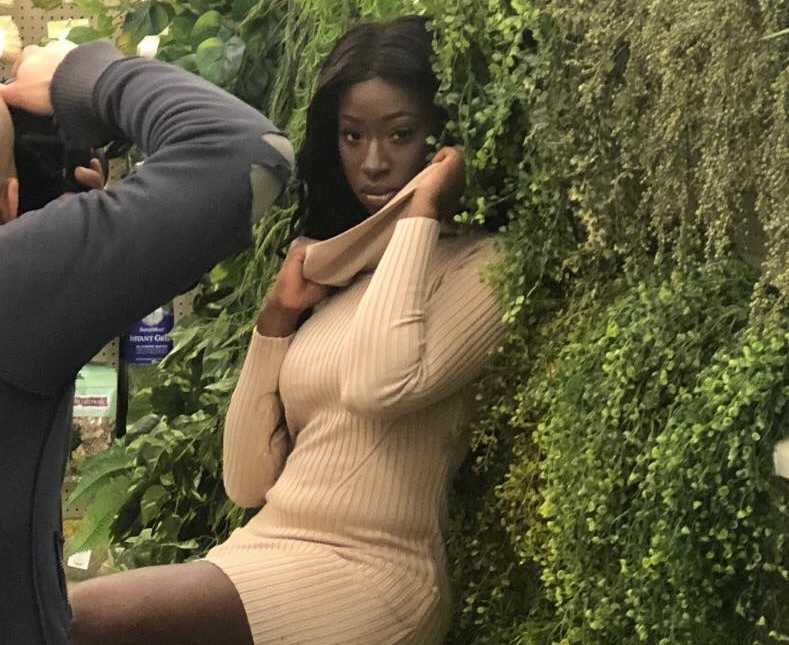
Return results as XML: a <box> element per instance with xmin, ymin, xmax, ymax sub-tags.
<box><xmin>205</xmin><ymin>214</ymin><xmax>506</xmax><ymax>644</ymax></box>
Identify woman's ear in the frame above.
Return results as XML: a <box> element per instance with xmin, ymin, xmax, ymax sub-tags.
<box><xmin>0</xmin><ymin>177</ymin><xmax>19</xmax><ymax>224</ymax></box>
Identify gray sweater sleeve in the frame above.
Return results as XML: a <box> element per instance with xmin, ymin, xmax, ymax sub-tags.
<box><xmin>0</xmin><ymin>41</ymin><xmax>291</xmax><ymax>395</ymax></box>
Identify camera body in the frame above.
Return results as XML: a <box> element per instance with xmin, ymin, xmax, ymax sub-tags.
<box><xmin>10</xmin><ymin>107</ymin><xmax>101</xmax><ymax>214</ymax></box>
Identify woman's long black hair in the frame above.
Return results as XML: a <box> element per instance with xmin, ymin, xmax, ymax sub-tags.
<box><xmin>289</xmin><ymin>15</ymin><xmax>442</xmax><ymax>242</ymax></box>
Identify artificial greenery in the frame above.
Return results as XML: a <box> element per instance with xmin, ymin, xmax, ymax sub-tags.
<box><xmin>60</xmin><ymin>0</ymin><xmax>789</xmax><ymax>642</ymax></box>
<box><xmin>520</xmin><ymin>264</ymin><xmax>786</xmax><ymax>644</ymax></box>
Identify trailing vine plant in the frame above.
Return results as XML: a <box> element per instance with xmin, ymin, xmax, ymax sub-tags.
<box><xmin>60</xmin><ymin>0</ymin><xmax>788</xmax><ymax>642</ymax></box>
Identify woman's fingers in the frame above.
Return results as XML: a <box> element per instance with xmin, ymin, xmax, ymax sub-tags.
<box><xmin>430</xmin><ymin>145</ymin><xmax>463</xmax><ymax>165</ymax></box>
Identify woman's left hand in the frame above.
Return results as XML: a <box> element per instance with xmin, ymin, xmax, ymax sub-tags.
<box><xmin>405</xmin><ymin>145</ymin><xmax>465</xmax><ymax>221</ymax></box>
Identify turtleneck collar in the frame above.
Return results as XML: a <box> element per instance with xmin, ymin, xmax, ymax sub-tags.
<box><xmin>302</xmin><ymin>167</ymin><xmax>425</xmax><ymax>287</ymax></box>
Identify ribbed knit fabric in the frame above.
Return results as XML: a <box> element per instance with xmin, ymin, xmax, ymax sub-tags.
<box><xmin>205</xmin><ymin>217</ymin><xmax>506</xmax><ymax>644</ymax></box>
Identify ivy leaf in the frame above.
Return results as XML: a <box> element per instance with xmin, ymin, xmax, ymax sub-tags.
<box><xmin>195</xmin><ymin>35</ymin><xmax>246</xmax><ymax>86</ymax></box>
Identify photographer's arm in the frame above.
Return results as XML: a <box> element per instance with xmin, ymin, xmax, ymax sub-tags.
<box><xmin>0</xmin><ymin>41</ymin><xmax>292</xmax><ymax>395</ymax></box>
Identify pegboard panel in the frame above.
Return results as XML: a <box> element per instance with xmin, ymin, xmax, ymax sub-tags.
<box><xmin>1</xmin><ymin>0</ymin><xmax>93</xmax><ymax>78</ymax></box>
<box><xmin>174</xmin><ymin>286</ymin><xmax>200</xmax><ymax>322</ymax></box>
<box><xmin>91</xmin><ymin>336</ymin><xmax>119</xmax><ymax>368</ymax></box>
<box><xmin>9</xmin><ymin>0</ymin><xmax>91</xmax><ymax>44</ymax></box>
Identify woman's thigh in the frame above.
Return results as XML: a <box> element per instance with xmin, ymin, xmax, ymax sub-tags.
<box><xmin>68</xmin><ymin>560</ymin><xmax>253</xmax><ymax>645</ymax></box>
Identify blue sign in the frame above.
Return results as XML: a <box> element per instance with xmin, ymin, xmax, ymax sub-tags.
<box><xmin>121</xmin><ymin>305</ymin><xmax>174</xmax><ymax>364</ymax></box>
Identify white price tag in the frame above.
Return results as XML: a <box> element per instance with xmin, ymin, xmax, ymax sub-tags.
<box><xmin>67</xmin><ymin>550</ymin><xmax>92</xmax><ymax>571</ymax></box>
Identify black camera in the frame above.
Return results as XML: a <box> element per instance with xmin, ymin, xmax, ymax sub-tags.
<box><xmin>10</xmin><ymin>107</ymin><xmax>105</xmax><ymax>214</ymax></box>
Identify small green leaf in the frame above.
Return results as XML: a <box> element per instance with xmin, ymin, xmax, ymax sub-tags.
<box><xmin>67</xmin><ymin>25</ymin><xmax>105</xmax><ymax>44</ymax></box>
<box><xmin>140</xmin><ymin>485</ymin><xmax>169</xmax><ymax>525</ymax></box>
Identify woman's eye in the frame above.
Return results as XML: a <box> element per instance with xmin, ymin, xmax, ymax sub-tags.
<box><xmin>391</xmin><ymin>128</ymin><xmax>414</xmax><ymax>143</ymax></box>
<box><xmin>341</xmin><ymin>130</ymin><xmax>361</xmax><ymax>143</ymax></box>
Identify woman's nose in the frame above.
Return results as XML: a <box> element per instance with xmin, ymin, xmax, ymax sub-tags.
<box><xmin>361</xmin><ymin>140</ymin><xmax>390</xmax><ymax>177</ymax></box>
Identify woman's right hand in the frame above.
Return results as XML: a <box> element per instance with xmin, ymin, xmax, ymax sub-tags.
<box><xmin>256</xmin><ymin>244</ymin><xmax>330</xmax><ymax>337</ymax></box>
<box><xmin>405</xmin><ymin>145</ymin><xmax>465</xmax><ymax>221</ymax></box>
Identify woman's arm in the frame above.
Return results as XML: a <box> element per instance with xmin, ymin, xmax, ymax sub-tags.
<box><xmin>338</xmin><ymin>146</ymin><xmax>506</xmax><ymax>418</ymax></box>
<box><xmin>223</xmin><ymin>245</ymin><xmax>330</xmax><ymax>506</ymax></box>
<box><xmin>338</xmin><ymin>218</ymin><xmax>505</xmax><ymax>418</ymax></box>
<box><xmin>222</xmin><ymin>327</ymin><xmax>293</xmax><ymax>508</ymax></box>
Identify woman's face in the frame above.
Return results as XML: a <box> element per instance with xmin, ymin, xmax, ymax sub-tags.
<box><xmin>338</xmin><ymin>77</ymin><xmax>434</xmax><ymax>214</ymax></box>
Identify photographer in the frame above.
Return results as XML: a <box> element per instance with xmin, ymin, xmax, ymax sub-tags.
<box><xmin>0</xmin><ymin>40</ymin><xmax>293</xmax><ymax>644</ymax></box>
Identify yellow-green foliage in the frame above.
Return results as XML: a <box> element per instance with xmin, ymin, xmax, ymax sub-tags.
<box><xmin>68</xmin><ymin>0</ymin><xmax>788</xmax><ymax>642</ymax></box>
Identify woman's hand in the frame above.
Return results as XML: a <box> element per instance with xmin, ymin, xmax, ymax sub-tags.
<box><xmin>256</xmin><ymin>243</ymin><xmax>331</xmax><ymax>337</ymax></box>
<box><xmin>405</xmin><ymin>145</ymin><xmax>465</xmax><ymax>221</ymax></box>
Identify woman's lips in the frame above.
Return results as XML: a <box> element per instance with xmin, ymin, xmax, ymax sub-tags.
<box><xmin>361</xmin><ymin>190</ymin><xmax>397</xmax><ymax>211</ymax></box>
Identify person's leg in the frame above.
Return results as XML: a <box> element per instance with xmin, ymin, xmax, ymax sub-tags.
<box><xmin>68</xmin><ymin>560</ymin><xmax>254</xmax><ymax>645</ymax></box>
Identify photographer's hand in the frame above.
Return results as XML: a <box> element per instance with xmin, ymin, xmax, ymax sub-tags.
<box><xmin>0</xmin><ymin>41</ymin><xmax>76</xmax><ymax>115</ymax></box>
<box><xmin>72</xmin><ymin>158</ymin><xmax>106</xmax><ymax>192</ymax></box>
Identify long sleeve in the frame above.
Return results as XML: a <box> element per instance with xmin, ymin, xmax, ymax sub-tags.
<box><xmin>223</xmin><ymin>330</ymin><xmax>293</xmax><ymax>507</ymax></box>
<box><xmin>0</xmin><ymin>41</ymin><xmax>291</xmax><ymax>395</ymax></box>
<box><xmin>338</xmin><ymin>217</ymin><xmax>506</xmax><ymax>418</ymax></box>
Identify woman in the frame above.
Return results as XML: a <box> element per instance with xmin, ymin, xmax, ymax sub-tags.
<box><xmin>70</xmin><ymin>16</ymin><xmax>505</xmax><ymax>645</ymax></box>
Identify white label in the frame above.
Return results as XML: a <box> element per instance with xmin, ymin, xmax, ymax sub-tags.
<box><xmin>67</xmin><ymin>550</ymin><xmax>92</xmax><ymax>571</ymax></box>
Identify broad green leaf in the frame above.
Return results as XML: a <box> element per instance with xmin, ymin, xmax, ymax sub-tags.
<box><xmin>150</xmin><ymin>2</ymin><xmax>173</xmax><ymax>33</ymax></box>
<box><xmin>173</xmin><ymin>53</ymin><xmax>199</xmax><ymax>73</ymax></box>
<box><xmin>195</xmin><ymin>35</ymin><xmax>245</xmax><ymax>86</ymax></box>
<box><xmin>169</xmin><ymin>13</ymin><xmax>199</xmax><ymax>42</ymax></box>
<box><xmin>123</xmin><ymin>1</ymin><xmax>173</xmax><ymax>45</ymax></box>
<box><xmin>187</xmin><ymin>0</ymin><xmax>212</xmax><ymax>15</ymax></box>
<box><xmin>65</xmin><ymin>448</ymin><xmax>131</xmax><ymax>512</ymax></box>
<box><xmin>66</xmin><ymin>475</ymin><xmax>130</xmax><ymax>556</ymax></box>
<box><xmin>190</xmin><ymin>9</ymin><xmax>223</xmax><ymax>47</ymax></box>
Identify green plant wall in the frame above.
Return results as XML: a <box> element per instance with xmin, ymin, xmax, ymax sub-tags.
<box><xmin>60</xmin><ymin>0</ymin><xmax>789</xmax><ymax>642</ymax></box>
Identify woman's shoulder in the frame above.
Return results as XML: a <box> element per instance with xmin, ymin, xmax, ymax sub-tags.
<box><xmin>435</xmin><ymin>226</ymin><xmax>502</xmax><ymax>270</ymax></box>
